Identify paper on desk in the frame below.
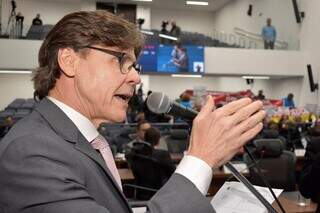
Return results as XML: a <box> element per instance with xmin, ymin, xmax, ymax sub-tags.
<box><xmin>294</xmin><ymin>149</ymin><xmax>306</xmax><ymax>157</ymax></box>
<box><xmin>211</xmin><ymin>181</ymin><xmax>283</xmax><ymax>213</ymax></box>
<box><xmin>223</xmin><ymin>162</ymin><xmax>248</xmax><ymax>174</ymax></box>
<box><xmin>132</xmin><ymin>207</ymin><xmax>146</xmax><ymax>213</ymax></box>
<box><xmin>115</xmin><ymin>153</ymin><xmax>126</xmax><ymax>160</ymax></box>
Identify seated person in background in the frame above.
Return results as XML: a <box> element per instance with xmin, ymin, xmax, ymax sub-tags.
<box><xmin>180</xmin><ymin>92</ymin><xmax>192</xmax><ymax>109</ymax></box>
<box><xmin>124</xmin><ymin>120</ymin><xmax>151</xmax><ymax>152</ymax></box>
<box><xmin>0</xmin><ymin>116</ymin><xmax>14</xmax><ymax>138</ymax></box>
<box><xmin>32</xmin><ymin>14</ymin><xmax>43</xmax><ymax>26</ymax></box>
<box><xmin>283</xmin><ymin>93</ymin><xmax>295</xmax><ymax>108</ymax></box>
<box><xmin>255</xmin><ymin>90</ymin><xmax>265</xmax><ymax>100</ymax></box>
<box><xmin>299</xmin><ymin>134</ymin><xmax>320</xmax><ymax>205</ymax></box>
<box><xmin>145</xmin><ymin>127</ymin><xmax>176</xmax><ymax>178</ymax></box>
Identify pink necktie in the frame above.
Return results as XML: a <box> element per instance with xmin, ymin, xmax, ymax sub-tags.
<box><xmin>91</xmin><ymin>135</ymin><xmax>122</xmax><ymax>190</ymax></box>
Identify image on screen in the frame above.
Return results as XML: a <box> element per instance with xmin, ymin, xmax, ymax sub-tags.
<box><xmin>157</xmin><ymin>45</ymin><xmax>204</xmax><ymax>73</ymax></box>
<box><xmin>137</xmin><ymin>44</ymin><xmax>158</xmax><ymax>72</ymax></box>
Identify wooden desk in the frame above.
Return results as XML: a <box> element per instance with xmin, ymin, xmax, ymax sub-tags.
<box><xmin>272</xmin><ymin>192</ymin><xmax>317</xmax><ymax>213</ymax></box>
<box><xmin>115</xmin><ymin>157</ymin><xmax>128</xmax><ymax>168</ymax></box>
<box><xmin>116</xmin><ymin>153</ymin><xmax>183</xmax><ymax>168</ymax></box>
<box><xmin>119</xmin><ymin>168</ymin><xmax>134</xmax><ymax>183</ymax></box>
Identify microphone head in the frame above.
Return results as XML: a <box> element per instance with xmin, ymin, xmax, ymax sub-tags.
<box><xmin>147</xmin><ymin>92</ymin><xmax>171</xmax><ymax>114</ymax></box>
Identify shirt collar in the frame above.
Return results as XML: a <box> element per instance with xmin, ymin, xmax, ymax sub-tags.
<box><xmin>47</xmin><ymin>96</ymin><xmax>99</xmax><ymax>142</ymax></box>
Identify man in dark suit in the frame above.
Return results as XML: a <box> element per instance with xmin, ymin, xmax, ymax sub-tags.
<box><xmin>0</xmin><ymin>11</ymin><xmax>265</xmax><ymax>213</ymax></box>
<box><xmin>144</xmin><ymin>127</ymin><xmax>176</xmax><ymax>177</ymax></box>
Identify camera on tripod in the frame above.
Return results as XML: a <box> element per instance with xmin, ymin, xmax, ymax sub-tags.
<box><xmin>11</xmin><ymin>0</ymin><xmax>17</xmax><ymax>13</ymax></box>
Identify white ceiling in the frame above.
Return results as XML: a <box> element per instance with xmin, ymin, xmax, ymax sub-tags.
<box><xmin>110</xmin><ymin>0</ymin><xmax>233</xmax><ymax>11</ymax></box>
<box><xmin>46</xmin><ymin>0</ymin><xmax>233</xmax><ymax>12</ymax></box>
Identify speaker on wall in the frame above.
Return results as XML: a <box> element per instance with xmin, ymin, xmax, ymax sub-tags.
<box><xmin>246</xmin><ymin>79</ymin><xmax>254</xmax><ymax>85</ymax></box>
<box><xmin>292</xmin><ymin>0</ymin><xmax>301</xmax><ymax>23</ymax></box>
<box><xmin>307</xmin><ymin>64</ymin><xmax>318</xmax><ymax>92</ymax></box>
<box><xmin>247</xmin><ymin>4</ymin><xmax>252</xmax><ymax>16</ymax></box>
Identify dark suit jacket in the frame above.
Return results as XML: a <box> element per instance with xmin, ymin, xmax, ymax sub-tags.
<box><xmin>299</xmin><ymin>136</ymin><xmax>320</xmax><ymax>204</ymax></box>
<box><xmin>0</xmin><ymin>98</ymin><xmax>214</xmax><ymax>213</ymax></box>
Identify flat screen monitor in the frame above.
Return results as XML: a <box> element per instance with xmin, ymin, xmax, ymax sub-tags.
<box><xmin>157</xmin><ymin>45</ymin><xmax>205</xmax><ymax>74</ymax></box>
<box><xmin>137</xmin><ymin>44</ymin><xmax>158</xmax><ymax>72</ymax></box>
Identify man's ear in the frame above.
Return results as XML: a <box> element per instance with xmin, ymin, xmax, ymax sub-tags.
<box><xmin>57</xmin><ymin>48</ymin><xmax>78</xmax><ymax>78</ymax></box>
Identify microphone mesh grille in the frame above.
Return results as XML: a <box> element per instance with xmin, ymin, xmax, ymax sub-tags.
<box><xmin>146</xmin><ymin>92</ymin><xmax>170</xmax><ymax>114</ymax></box>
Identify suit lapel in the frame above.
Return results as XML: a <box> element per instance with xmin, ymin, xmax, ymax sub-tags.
<box><xmin>75</xmin><ymin>134</ymin><xmax>123</xmax><ymax>191</ymax></box>
<box><xmin>35</xmin><ymin>98</ymin><xmax>132</xmax><ymax>212</ymax></box>
<box><xmin>75</xmin><ymin>132</ymin><xmax>132</xmax><ymax>213</ymax></box>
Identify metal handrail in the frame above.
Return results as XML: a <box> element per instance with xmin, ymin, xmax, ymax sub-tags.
<box><xmin>234</xmin><ymin>27</ymin><xmax>288</xmax><ymax>49</ymax></box>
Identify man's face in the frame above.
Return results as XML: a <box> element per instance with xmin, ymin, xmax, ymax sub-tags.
<box><xmin>137</xmin><ymin>123</ymin><xmax>151</xmax><ymax>140</ymax></box>
<box><xmin>74</xmin><ymin>46</ymin><xmax>141</xmax><ymax>123</ymax></box>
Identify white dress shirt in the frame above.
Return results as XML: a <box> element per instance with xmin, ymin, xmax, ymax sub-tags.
<box><xmin>48</xmin><ymin>96</ymin><xmax>213</xmax><ymax>195</ymax></box>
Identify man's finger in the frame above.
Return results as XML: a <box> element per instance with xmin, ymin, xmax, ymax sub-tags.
<box><xmin>215</xmin><ymin>98</ymin><xmax>252</xmax><ymax>117</ymax></box>
<box><xmin>197</xmin><ymin>95</ymin><xmax>215</xmax><ymax>118</ymax></box>
<box><xmin>237</xmin><ymin>122</ymin><xmax>263</xmax><ymax>147</ymax></box>
<box><xmin>230</xmin><ymin>101</ymin><xmax>264</xmax><ymax>125</ymax></box>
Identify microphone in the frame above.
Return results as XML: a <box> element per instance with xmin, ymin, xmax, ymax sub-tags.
<box><xmin>146</xmin><ymin>92</ymin><xmax>198</xmax><ymax>120</ymax></box>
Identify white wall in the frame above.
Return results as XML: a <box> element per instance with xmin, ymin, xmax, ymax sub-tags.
<box><xmin>150</xmin><ymin>8</ymin><xmax>214</xmax><ymax>37</ymax></box>
<box><xmin>1</xmin><ymin>0</ymin><xmax>82</xmax><ymax>35</ymax></box>
<box><xmin>205</xmin><ymin>47</ymin><xmax>305</xmax><ymax>76</ymax></box>
<box><xmin>0</xmin><ymin>73</ymin><xmax>34</xmax><ymax>110</ymax></box>
<box><xmin>212</xmin><ymin>0</ymin><xmax>301</xmax><ymax>50</ymax></box>
<box><xmin>137</xmin><ymin>6</ymin><xmax>151</xmax><ymax>30</ymax></box>
<box><xmin>80</xmin><ymin>0</ymin><xmax>96</xmax><ymax>11</ymax></box>
<box><xmin>0</xmin><ymin>39</ymin><xmax>41</xmax><ymax>69</ymax></box>
<box><xmin>298</xmin><ymin>0</ymin><xmax>320</xmax><ymax>106</ymax></box>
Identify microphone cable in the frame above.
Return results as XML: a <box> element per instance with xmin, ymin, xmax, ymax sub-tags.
<box><xmin>243</xmin><ymin>145</ymin><xmax>286</xmax><ymax>213</ymax></box>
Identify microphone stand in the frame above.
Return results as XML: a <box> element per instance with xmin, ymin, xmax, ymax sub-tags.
<box><xmin>225</xmin><ymin>162</ymin><xmax>278</xmax><ymax>213</ymax></box>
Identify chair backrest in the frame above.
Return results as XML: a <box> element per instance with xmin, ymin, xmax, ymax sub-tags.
<box><xmin>5</xmin><ymin>98</ymin><xmax>25</xmax><ymax>111</ymax></box>
<box><xmin>126</xmin><ymin>143</ymin><xmax>172</xmax><ymax>199</ymax></box>
<box><xmin>26</xmin><ymin>25</ymin><xmax>43</xmax><ymax>40</ymax></box>
<box><xmin>243</xmin><ymin>139</ymin><xmax>296</xmax><ymax>191</ymax></box>
<box><xmin>164</xmin><ymin>129</ymin><xmax>189</xmax><ymax>153</ymax></box>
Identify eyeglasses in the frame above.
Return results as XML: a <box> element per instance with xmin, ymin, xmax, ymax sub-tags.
<box><xmin>83</xmin><ymin>46</ymin><xmax>141</xmax><ymax>74</ymax></box>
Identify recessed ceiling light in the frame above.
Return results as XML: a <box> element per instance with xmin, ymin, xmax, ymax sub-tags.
<box><xmin>186</xmin><ymin>1</ymin><xmax>209</xmax><ymax>6</ymax></box>
<box><xmin>140</xmin><ymin>30</ymin><xmax>154</xmax><ymax>35</ymax></box>
<box><xmin>159</xmin><ymin>34</ymin><xmax>178</xmax><ymax>41</ymax></box>
<box><xmin>171</xmin><ymin>74</ymin><xmax>202</xmax><ymax>78</ymax></box>
<box><xmin>242</xmin><ymin>76</ymin><xmax>270</xmax><ymax>80</ymax></box>
<box><xmin>0</xmin><ymin>70</ymin><xmax>32</xmax><ymax>74</ymax></box>
<box><xmin>132</xmin><ymin>0</ymin><xmax>152</xmax><ymax>2</ymax></box>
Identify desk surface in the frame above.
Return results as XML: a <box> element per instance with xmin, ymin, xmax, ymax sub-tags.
<box><xmin>119</xmin><ymin>168</ymin><xmax>134</xmax><ymax>182</ymax></box>
<box><xmin>272</xmin><ymin>192</ymin><xmax>317</xmax><ymax>213</ymax></box>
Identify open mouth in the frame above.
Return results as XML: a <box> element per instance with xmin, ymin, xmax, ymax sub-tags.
<box><xmin>114</xmin><ymin>94</ymin><xmax>131</xmax><ymax>102</ymax></box>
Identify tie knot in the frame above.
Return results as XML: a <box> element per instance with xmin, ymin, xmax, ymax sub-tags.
<box><xmin>91</xmin><ymin>135</ymin><xmax>108</xmax><ymax>150</ymax></box>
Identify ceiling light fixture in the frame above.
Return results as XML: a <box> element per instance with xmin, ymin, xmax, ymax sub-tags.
<box><xmin>140</xmin><ymin>30</ymin><xmax>154</xmax><ymax>35</ymax></box>
<box><xmin>159</xmin><ymin>34</ymin><xmax>178</xmax><ymax>41</ymax></box>
<box><xmin>242</xmin><ymin>76</ymin><xmax>270</xmax><ymax>80</ymax></box>
<box><xmin>186</xmin><ymin>1</ymin><xmax>209</xmax><ymax>6</ymax></box>
<box><xmin>171</xmin><ymin>74</ymin><xmax>202</xmax><ymax>78</ymax></box>
<box><xmin>132</xmin><ymin>0</ymin><xmax>152</xmax><ymax>2</ymax></box>
<box><xmin>0</xmin><ymin>70</ymin><xmax>32</xmax><ymax>74</ymax></box>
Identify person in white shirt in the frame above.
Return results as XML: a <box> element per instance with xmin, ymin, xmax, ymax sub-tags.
<box><xmin>0</xmin><ymin>11</ymin><xmax>265</xmax><ymax>213</ymax></box>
